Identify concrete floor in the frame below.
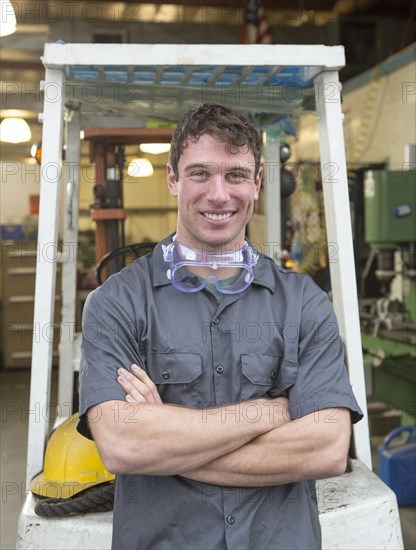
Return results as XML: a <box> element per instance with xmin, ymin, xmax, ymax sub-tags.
<box><xmin>1</xmin><ymin>369</ymin><xmax>415</xmax><ymax>550</ymax></box>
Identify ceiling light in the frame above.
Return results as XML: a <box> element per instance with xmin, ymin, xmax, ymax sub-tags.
<box><xmin>0</xmin><ymin>0</ymin><xmax>17</xmax><ymax>37</ymax></box>
<box><xmin>128</xmin><ymin>158</ymin><xmax>154</xmax><ymax>177</ymax></box>
<box><xmin>0</xmin><ymin>118</ymin><xmax>32</xmax><ymax>143</ymax></box>
<box><xmin>30</xmin><ymin>142</ymin><xmax>42</xmax><ymax>164</ymax></box>
<box><xmin>139</xmin><ymin>143</ymin><xmax>171</xmax><ymax>155</ymax></box>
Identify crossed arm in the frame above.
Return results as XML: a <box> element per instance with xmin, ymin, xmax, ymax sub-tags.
<box><xmin>87</xmin><ymin>364</ymin><xmax>351</xmax><ymax>486</ymax></box>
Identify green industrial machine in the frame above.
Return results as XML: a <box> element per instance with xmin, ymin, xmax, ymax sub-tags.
<box><xmin>361</xmin><ymin>170</ymin><xmax>416</xmax><ymax>425</ymax></box>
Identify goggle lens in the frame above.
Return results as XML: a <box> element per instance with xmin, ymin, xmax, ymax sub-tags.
<box><xmin>163</xmin><ymin>239</ymin><xmax>258</xmax><ymax>295</ymax></box>
<box><xmin>169</xmin><ymin>264</ymin><xmax>253</xmax><ymax>294</ymax></box>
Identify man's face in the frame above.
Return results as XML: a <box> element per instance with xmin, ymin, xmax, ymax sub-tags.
<box><xmin>167</xmin><ymin>134</ymin><xmax>262</xmax><ymax>251</ymax></box>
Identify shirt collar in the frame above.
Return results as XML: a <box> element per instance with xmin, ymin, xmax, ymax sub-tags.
<box><xmin>153</xmin><ymin>233</ymin><xmax>177</xmax><ymax>288</ymax></box>
<box><xmin>152</xmin><ymin>233</ymin><xmax>276</xmax><ymax>292</ymax></box>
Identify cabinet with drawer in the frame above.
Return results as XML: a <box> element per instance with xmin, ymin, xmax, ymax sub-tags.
<box><xmin>1</xmin><ymin>240</ymin><xmax>61</xmax><ymax>369</ymax></box>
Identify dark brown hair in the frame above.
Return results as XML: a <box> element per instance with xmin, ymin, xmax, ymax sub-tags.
<box><xmin>169</xmin><ymin>103</ymin><xmax>261</xmax><ymax>180</ymax></box>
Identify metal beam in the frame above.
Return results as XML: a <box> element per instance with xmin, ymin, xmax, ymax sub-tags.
<box><xmin>42</xmin><ymin>43</ymin><xmax>345</xmax><ymax>71</ymax></box>
<box><xmin>57</xmin><ymin>108</ymin><xmax>81</xmax><ymax>416</ymax></box>
<box><xmin>26</xmin><ymin>67</ymin><xmax>65</xmax><ymax>484</ymax></box>
<box><xmin>315</xmin><ymin>70</ymin><xmax>372</xmax><ymax>469</ymax></box>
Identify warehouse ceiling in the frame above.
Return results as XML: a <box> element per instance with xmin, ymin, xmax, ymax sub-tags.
<box><xmin>1</xmin><ymin>0</ymin><xmax>415</xmax><ymax>161</ymax></box>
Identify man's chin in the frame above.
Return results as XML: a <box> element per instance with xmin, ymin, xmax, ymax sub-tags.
<box><xmin>198</xmin><ymin>233</ymin><xmax>246</xmax><ymax>251</ymax></box>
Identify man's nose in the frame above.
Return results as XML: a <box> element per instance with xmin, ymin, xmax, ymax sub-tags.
<box><xmin>206</xmin><ymin>175</ymin><xmax>230</xmax><ymax>203</ymax></box>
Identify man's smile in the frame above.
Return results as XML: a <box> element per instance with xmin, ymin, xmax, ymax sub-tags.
<box><xmin>203</xmin><ymin>212</ymin><xmax>234</xmax><ymax>221</ymax></box>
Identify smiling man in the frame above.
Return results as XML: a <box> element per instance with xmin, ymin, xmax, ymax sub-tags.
<box><xmin>78</xmin><ymin>103</ymin><xmax>363</xmax><ymax>550</ymax></box>
<box><xmin>167</xmin><ymin>122</ymin><xmax>261</xmax><ymax>250</ymax></box>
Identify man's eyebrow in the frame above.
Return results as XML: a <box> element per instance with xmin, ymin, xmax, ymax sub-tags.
<box><xmin>184</xmin><ymin>162</ymin><xmax>214</xmax><ymax>173</ymax></box>
<box><xmin>227</xmin><ymin>165</ymin><xmax>253</xmax><ymax>174</ymax></box>
<box><xmin>184</xmin><ymin>163</ymin><xmax>254</xmax><ymax>174</ymax></box>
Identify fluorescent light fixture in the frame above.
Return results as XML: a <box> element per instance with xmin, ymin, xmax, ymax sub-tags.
<box><xmin>0</xmin><ymin>118</ymin><xmax>32</xmax><ymax>143</ymax></box>
<box><xmin>139</xmin><ymin>143</ymin><xmax>171</xmax><ymax>155</ymax></box>
<box><xmin>0</xmin><ymin>0</ymin><xmax>17</xmax><ymax>37</ymax></box>
<box><xmin>128</xmin><ymin>158</ymin><xmax>154</xmax><ymax>177</ymax></box>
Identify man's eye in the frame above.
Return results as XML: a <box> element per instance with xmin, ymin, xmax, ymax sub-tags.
<box><xmin>192</xmin><ymin>171</ymin><xmax>208</xmax><ymax>179</ymax></box>
<box><xmin>228</xmin><ymin>173</ymin><xmax>246</xmax><ymax>182</ymax></box>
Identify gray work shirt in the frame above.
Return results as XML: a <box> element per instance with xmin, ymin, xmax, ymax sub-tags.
<box><xmin>78</xmin><ymin>234</ymin><xmax>363</xmax><ymax>550</ymax></box>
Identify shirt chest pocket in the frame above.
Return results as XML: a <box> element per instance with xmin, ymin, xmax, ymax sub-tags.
<box><xmin>240</xmin><ymin>353</ymin><xmax>298</xmax><ymax>400</ymax></box>
<box><xmin>146</xmin><ymin>352</ymin><xmax>202</xmax><ymax>407</ymax></box>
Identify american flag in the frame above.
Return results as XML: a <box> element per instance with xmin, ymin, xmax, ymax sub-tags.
<box><xmin>240</xmin><ymin>0</ymin><xmax>273</xmax><ymax>44</ymax></box>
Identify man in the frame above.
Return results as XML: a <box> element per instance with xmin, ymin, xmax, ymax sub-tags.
<box><xmin>78</xmin><ymin>103</ymin><xmax>363</xmax><ymax>549</ymax></box>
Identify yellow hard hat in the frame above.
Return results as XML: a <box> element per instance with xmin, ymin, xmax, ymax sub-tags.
<box><xmin>30</xmin><ymin>413</ymin><xmax>114</xmax><ymax>499</ymax></box>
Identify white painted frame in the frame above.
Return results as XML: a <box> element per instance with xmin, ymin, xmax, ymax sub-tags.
<box><xmin>57</xmin><ymin>109</ymin><xmax>81</xmax><ymax>416</ymax></box>
<box><xmin>27</xmin><ymin>43</ymin><xmax>372</xmax><ymax>485</ymax></box>
<box><xmin>27</xmin><ymin>66</ymin><xmax>65</xmax><ymax>483</ymax></box>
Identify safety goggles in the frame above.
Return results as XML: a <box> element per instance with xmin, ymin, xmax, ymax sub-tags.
<box><xmin>162</xmin><ymin>238</ymin><xmax>259</xmax><ymax>294</ymax></box>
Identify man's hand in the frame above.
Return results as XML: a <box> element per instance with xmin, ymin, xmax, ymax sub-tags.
<box><xmin>117</xmin><ymin>364</ymin><xmax>162</xmax><ymax>404</ymax></box>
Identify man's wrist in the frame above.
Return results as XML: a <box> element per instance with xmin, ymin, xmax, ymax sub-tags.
<box><xmin>256</xmin><ymin>397</ymin><xmax>291</xmax><ymax>432</ymax></box>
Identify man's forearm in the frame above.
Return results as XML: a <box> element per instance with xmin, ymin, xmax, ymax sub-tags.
<box><xmin>88</xmin><ymin>397</ymin><xmax>288</xmax><ymax>476</ymax></box>
<box><xmin>180</xmin><ymin>408</ymin><xmax>351</xmax><ymax>486</ymax></box>
<box><xmin>112</xmin><ymin>364</ymin><xmax>351</xmax><ymax>485</ymax></box>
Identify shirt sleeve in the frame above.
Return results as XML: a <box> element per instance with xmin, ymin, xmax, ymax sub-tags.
<box><xmin>77</xmin><ymin>284</ymin><xmax>144</xmax><ymax>439</ymax></box>
<box><xmin>288</xmin><ymin>281</ymin><xmax>364</xmax><ymax>424</ymax></box>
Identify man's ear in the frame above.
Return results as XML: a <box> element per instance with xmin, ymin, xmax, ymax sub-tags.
<box><xmin>254</xmin><ymin>166</ymin><xmax>263</xmax><ymax>200</ymax></box>
<box><xmin>167</xmin><ymin>164</ymin><xmax>178</xmax><ymax>196</ymax></box>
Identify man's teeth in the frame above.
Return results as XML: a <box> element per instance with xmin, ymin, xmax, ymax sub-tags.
<box><xmin>204</xmin><ymin>213</ymin><xmax>232</xmax><ymax>220</ymax></box>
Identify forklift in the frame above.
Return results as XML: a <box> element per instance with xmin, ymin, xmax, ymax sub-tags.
<box><xmin>17</xmin><ymin>43</ymin><xmax>404</xmax><ymax>549</ymax></box>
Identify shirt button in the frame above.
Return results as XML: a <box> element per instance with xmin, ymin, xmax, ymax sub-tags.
<box><xmin>162</xmin><ymin>370</ymin><xmax>170</xmax><ymax>379</ymax></box>
<box><xmin>213</xmin><ymin>317</ymin><xmax>220</xmax><ymax>324</ymax></box>
<box><xmin>227</xmin><ymin>515</ymin><xmax>235</xmax><ymax>525</ymax></box>
<box><xmin>216</xmin><ymin>365</ymin><xmax>224</xmax><ymax>374</ymax></box>
<box><xmin>270</xmin><ymin>370</ymin><xmax>276</xmax><ymax>380</ymax></box>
